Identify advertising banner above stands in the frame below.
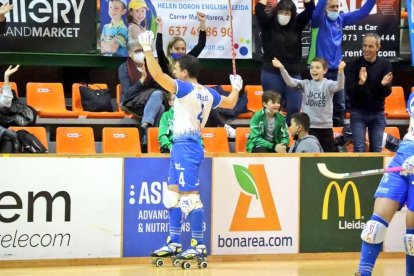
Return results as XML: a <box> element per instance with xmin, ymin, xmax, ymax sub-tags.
<box><xmin>0</xmin><ymin>0</ymin><xmax>96</xmax><ymax>53</ymax></box>
<box><xmin>99</xmin><ymin>0</ymin><xmax>252</xmax><ymax>58</ymax></box>
<box><xmin>122</xmin><ymin>157</ymin><xmax>212</xmax><ymax>257</ymax></box>
<box><xmin>299</xmin><ymin>157</ymin><xmax>383</xmax><ymax>252</ymax></box>
<box><xmin>0</xmin><ymin>158</ymin><xmax>123</xmax><ymax>260</ymax></box>
<box><xmin>252</xmin><ymin>0</ymin><xmax>400</xmax><ymax>60</ymax></box>
<box><xmin>211</xmin><ymin>157</ymin><xmax>300</xmax><ymax>255</ymax></box>
<box><xmin>340</xmin><ymin>0</ymin><xmax>401</xmax><ymax>61</ymax></box>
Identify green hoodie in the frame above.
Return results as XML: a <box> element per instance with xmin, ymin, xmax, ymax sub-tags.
<box><xmin>246</xmin><ymin>109</ymin><xmax>289</xmax><ymax>152</ymax></box>
<box><xmin>158</xmin><ymin>108</ymin><xmax>174</xmax><ymax>151</ymax></box>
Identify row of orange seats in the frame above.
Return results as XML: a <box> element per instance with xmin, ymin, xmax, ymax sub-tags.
<box><xmin>2</xmin><ymin>82</ymin><xmax>410</xmax><ymax>120</ymax></box>
<box><xmin>7</xmin><ymin>126</ymin><xmax>232</xmax><ymax>154</ymax></box>
<box><xmin>11</xmin><ymin>126</ymin><xmax>400</xmax><ymax>154</ymax></box>
<box><xmin>0</xmin><ymin>82</ymin><xmax>265</xmax><ymax>120</ymax></box>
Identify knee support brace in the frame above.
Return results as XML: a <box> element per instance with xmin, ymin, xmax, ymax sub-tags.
<box><xmin>404</xmin><ymin>234</ymin><xmax>414</xmax><ymax>256</ymax></box>
<box><xmin>163</xmin><ymin>189</ymin><xmax>180</xmax><ymax>209</ymax></box>
<box><xmin>179</xmin><ymin>194</ymin><xmax>203</xmax><ymax>215</ymax></box>
<box><xmin>361</xmin><ymin>220</ymin><xmax>388</xmax><ymax>244</ymax></box>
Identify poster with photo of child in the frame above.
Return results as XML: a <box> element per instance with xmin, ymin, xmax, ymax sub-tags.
<box><xmin>99</xmin><ymin>0</ymin><xmax>157</xmax><ymax>57</ymax></box>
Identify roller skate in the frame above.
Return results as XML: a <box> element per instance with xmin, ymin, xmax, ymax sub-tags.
<box><xmin>150</xmin><ymin>237</ymin><xmax>182</xmax><ymax>267</ymax></box>
<box><xmin>172</xmin><ymin>239</ymin><xmax>208</xmax><ymax>270</ymax></box>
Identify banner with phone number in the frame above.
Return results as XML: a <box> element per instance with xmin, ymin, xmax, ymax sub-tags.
<box><xmin>153</xmin><ymin>0</ymin><xmax>252</xmax><ymax>59</ymax></box>
<box><xmin>340</xmin><ymin>0</ymin><xmax>400</xmax><ymax>61</ymax></box>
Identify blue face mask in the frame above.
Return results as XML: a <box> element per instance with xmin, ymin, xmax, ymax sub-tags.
<box><xmin>170</xmin><ymin>53</ymin><xmax>184</xmax><ymax>60</ymax></box>
<box><xmin>326</xmin><ymin>11</ymin><xmax>339</xmax><ymax>21</ymax></box>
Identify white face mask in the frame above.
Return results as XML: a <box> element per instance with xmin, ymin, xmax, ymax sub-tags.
<box><xmin>277</xmin><ymin>14</ymin><xmax>291</xmax><ymax>26</ymax></box>
<box><xmin>132</xmin><ymin>52</ymin><xmax>145</xmax><ymax>64</ymax></box>
<box><xmin>326</xmin><ymin>11</ymin><xmax>339</xmax><ymax>21</ymax></box>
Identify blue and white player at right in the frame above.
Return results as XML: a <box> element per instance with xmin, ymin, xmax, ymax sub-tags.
<box><xmin>355</xmin><ymin>92</ymin><xmax>414</xmax><ymax>276</ymax></box>
<box><xmin>137</xmin><ymin>30</ymin><xmax>243</xmax><ymax>262</ymax></box>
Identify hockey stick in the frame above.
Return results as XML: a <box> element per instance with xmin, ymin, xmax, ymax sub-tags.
<box><xmin>228</xmin><ymin>0</ymin><xmax>236</xmax><ymax>75</ymax></box>
<box><xmin>317</xmin><ymin>163</ymin><xmax>402</xmax><ymax>179</ymax></box>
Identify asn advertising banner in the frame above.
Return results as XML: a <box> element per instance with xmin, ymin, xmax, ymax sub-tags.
<box><xmin>0</xmin><ymin>0</ymin><xmax>96</xmax><ymax>53</ymax></box>
<box><xmin>123</xmin><ymin>157</ymin><xmax>212</xmax><ymax>257</ymax></box>
<box><xmin>0</xmin><ymin>158</ymin><xmax>123</xmax><ymax>260</ymax></box>
<box><xmin>300</xmin><ymin>157</ymin><xmax>382</xmax><ymax>252</ymax></box>
<box><xmin>212</xmin><ymin>157</ymin><xmax>299</xmax><ymax>255</ymax></box>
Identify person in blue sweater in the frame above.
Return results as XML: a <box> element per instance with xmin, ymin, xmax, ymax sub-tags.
<box><xmin>307</xmin><ymin>0</ymin><xmax>376</xmax><ymax>127</ymax></box>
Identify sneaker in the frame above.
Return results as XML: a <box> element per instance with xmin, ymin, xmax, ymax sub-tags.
<box><xmin>224</xmin><ymin>124</ymin><xmax>236</xmax><ymax>138</ymax></box>
<box><xmin>177</xmin><ymin>244</ymin><xmax>207</xmax><ymax>259</ymax></box>
<box><xmin>151</xmin><ymin>242</ymin><xmax>182</xmax><ymax>257</ymax></box>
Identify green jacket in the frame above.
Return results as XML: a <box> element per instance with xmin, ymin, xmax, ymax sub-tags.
<box><xmin>246</xmin><ymin>109</ymin><xmax>290</xmax><ymax>152</ymax></box>
<box><xmin>158</xmin><ymin>108</ymin><xmax>174</xmax><ymax>151</ymax></box>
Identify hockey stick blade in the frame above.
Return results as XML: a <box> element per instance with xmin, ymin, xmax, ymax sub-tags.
<box><xmin>317</xmin><ymin>163</ymin><xmax>402</xmax><ymax>179</ymax></box>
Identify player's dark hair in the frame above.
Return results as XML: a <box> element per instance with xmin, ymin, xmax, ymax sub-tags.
<box><xmin>291</xmin><ymin>112</ymin><xmax>311</xmax><ymax>132</ymax></box>
<box><xmin>176</xmin><ymin>54</ymin><xmax>200</xmax><ymax>79</ymax></box>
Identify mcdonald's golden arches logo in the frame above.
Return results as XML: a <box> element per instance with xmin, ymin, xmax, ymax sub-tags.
<box><xmin>230</xmin><ymin>164</ymin><xmax>281</xmax><ymax>231</ymax></box>
<box><xmin>322</xmin><ymin>181</ymin><xmax>361</xmax><ymax>220</ymax></box>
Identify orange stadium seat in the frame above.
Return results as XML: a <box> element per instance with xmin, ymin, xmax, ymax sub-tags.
<box><xmin>332</xmin><ymin>127</ymin><xmax>344</xmax><ymax>139</ymax></box>
<box><xmin>236</xmin><ymin>85</ymin><xmax>264</xmax><ymax>119</ymax></box>
<box><xmin>384</xmin><ymin>126</ymin><xmax>400</xmax><ymax>139</ymax></box>
<box><xmin>201</xmin><ymin>127</ymin><xmax>230</xmax><ymax>153</ymax></box>
<box><xmin>72</xmin><ymin>83</ymin><xmax>124</xmax><ymax>118</ymax></box>
<box><xmin>382</xmin><ymin>127</ymin><xmax>401</xmax><ymax>153</ymax></box>
<box><xmin>235</xmin><ymin>127</ymin><xmax>250</xmax><ymax>153</ymax></box>
<box><xmin>9</xmin><ymin>126</ymin><xmax>48</xmax><ymax>151</ymax></box>
<box><xmin>0</xmin><ymin>81</ymin><xmax>18</xmax><ymax>97</ymax></box>
<box><xmin>26</xmin><ymin>82</ymin><xmax>79</xmax><ymax>118</ymax></box>
<box><xmin>147</xmin><ymin>127</ymin><xmax>161</xmax><ymax>153</ymax></box>
<box><xmin>102</xmin><ymin>127</ymin><xmax>141</xmax><ymax>154</ymax></box>
<box><xmin>385</xmin><ymin>86</ymin><xmax>409</xmax><ymax>119</ymax></box>
<box><xmin>56</xmin><ymin>127</ymin><xmax>95</xmax><ymax>154</ymax></box>
<box><xmin>116</xmin><ymin>84</ymin><xmax>132</xmax><ymax>118</ymax></box>
<box><xmin>245</xmin><ymin>85</ymin><xmax>264</xmax><ymax>113</ymax></box>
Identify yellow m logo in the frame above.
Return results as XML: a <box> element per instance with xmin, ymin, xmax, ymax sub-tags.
<box><xmin>322</xmin><ymin>181</ymin><xmax>361</xmax><ymax>220</ymax></box>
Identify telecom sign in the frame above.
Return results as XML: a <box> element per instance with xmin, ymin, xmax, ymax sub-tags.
<box><xmin>299</xmin><ymin>157</ymin><xmax>382</xmax><ymax>252</ymax></box>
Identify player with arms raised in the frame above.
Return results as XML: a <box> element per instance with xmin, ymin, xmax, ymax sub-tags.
<box><xmin>137</xmin><ymin>30</ymin><xmax>243</xmax><ymax>268</ymax></box>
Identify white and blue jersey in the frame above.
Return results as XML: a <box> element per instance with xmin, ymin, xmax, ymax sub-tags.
<box><xmin>168</xmin><ymin>80</ymin><xmax>221</xmax><ymax>191</ymax></box>
<box><xmin>375</xmin><ymin>93</ymin><xmax>414</xmax><ymax>211</ymax></box>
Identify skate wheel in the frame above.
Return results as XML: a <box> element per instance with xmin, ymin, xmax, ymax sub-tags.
<box><xmin>198</xmin><ymin>261</ymin><xmax>208</xmax><ymax>269</ymax></box>
<box><xmin>173</xmin><ymin>259</ymin><xmax>180</xmax><ymax>267</ymax></box>
<box><xmin>182</xmin><ymin>261</ymin><xmax>191</xmax><ymax>270</ymax></box>
<box><xmin>155</xmin><ymin>258</ymin><xmax>164</xmax><ymax>267</ymax></box>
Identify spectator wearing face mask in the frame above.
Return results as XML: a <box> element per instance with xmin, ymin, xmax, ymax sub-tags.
<box><xmin>307</xmin><ymin>0</ymin><xmax>376</xmax><ymax>127</ymax></box>
<box><xmin>118</xmin><ymin>40</ymin><xmax>165</xmax><ymax>145</ymax></box>
<box><xmin>155</xmin><ymin>11</ymin><xmax>206</xmax><ymax>77</ymax></box>
<box><xmin>255</xmin><ymin>0</ymin><xmax>315</xmax><ymax>125</ymax></box>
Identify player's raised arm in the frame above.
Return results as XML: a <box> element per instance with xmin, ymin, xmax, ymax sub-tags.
<box><xmin>138</xmin><ymin>31</ymin><xmax>177</xmax><ymax>94</ymax></box>
<box><xmin>219</xmin><ymin>74</ymin><xmax>243</xmax><ymax>109</ymax></box>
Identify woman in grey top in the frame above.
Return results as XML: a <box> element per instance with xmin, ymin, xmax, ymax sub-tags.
<box><xmin>273</xmin><ymin>57</ymin><xmax>345</xmax><ymax>152</ymax></box>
